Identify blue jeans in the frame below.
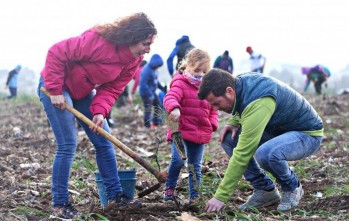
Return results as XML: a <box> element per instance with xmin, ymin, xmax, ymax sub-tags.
<box><xmin>221</xmin><ymin>129</ymin><xmax>322</xmax><ymax>191</ymax></box>
<box><xmin>166</xmin><ymin>140</ymin><xmax>204</xmax><ymax>199</ymax></box>
<box><xmin>37</xmin><ymin>77</ymin><xmax>122</xmax><ymax>207</ymax></box>
<box><xmin>141</xmin><ymin>94</ymin><xmax>163</xmax><ymax>128</ymax></box>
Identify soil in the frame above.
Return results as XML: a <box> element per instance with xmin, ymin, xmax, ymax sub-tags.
<box><xmin>0</xmin><ymin>94</ymin><xmax>348</xmax><ymax>221</ymax></box>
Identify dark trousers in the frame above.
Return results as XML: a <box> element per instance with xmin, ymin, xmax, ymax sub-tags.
<box><xmin>314</xmin><ymin>76</ymin><xmax>326</xmax><ymax>95</ymax></box>
<box><xmin>141</xmin><ymin>94</ymin><xmax>163</xmax><ymax>128</ymax></box>
<box><xmin>7</xmin><ymin>87</ymin><xmax>17</xmax><ymax>99</ymax></box>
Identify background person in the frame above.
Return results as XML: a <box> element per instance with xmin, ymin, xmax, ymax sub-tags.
<box><xmin>166</xmin><ymin>35</ymin><xmax>194</xmax><ymax>77</ymax></box>
<box><xmin>246</xmin><ymin>46</ymin><xmax>266</xmax><ymax>73</ymax></box>
<box><xmin>37</xmin><ymin>12</ymin><xmax>157</xmax><ymax>220</ymax></box>
<box><xmin>198</xmin><ymin>69</ymin><xmax>323</xmax><ymax>213</ymax></box>
<box><xmin>139</xmin><ymin>54</ymin><xmax>166</xmax><ymax>128</ymax></box>
<box><xmin>5</xmin><ymin>65</ymin><xmax>22</xmax><ymax>99</ymax></box>
<box><xmin>213</xmin><ymin>50</ymin><xmax>233</xmax><ymax>74</ymax></box>
<box><xmin>106</xmin><ymin>60</ymin><xmax>148</xmax><ymax>127</ymax></box>
<box><xmin>131</xmin><ymin>60</ymin><xmax>148</xmax><ymax>95</ymax></box>
<box><xmin>302</xmin><ymin>65</ymin><xmax>331</xmax><ymax>95</ymax></box>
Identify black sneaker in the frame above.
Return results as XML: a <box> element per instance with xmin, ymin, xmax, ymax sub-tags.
<box><xmin>105</xmin><ymin>192</ymin><xmax>142</xmax><ymax>210</ymax></box>
<box><xmin>50</xmin><ymin>203</ymin><xmax>81</xmax><ymax>220</ymax></box>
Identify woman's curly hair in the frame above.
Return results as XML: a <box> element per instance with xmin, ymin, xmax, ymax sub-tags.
<box><xmin>95</xmin><ymin>12</ymin><xmax>157</xmax><ymax>45</ymax></box>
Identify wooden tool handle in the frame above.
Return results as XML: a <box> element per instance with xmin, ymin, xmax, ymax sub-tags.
<box><xmin>40</xmin><ymin>87</ymin><xmax>167</xmax><ymax>183</ymax></box>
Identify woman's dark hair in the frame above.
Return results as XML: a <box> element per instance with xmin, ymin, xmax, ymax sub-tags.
<box><xmin>95</xmin><ymin>12</ymin><xmax>157</xmax><ymax>45</ymax></box>
<box><xmin>197</xmin><ymin>68</ymin><xmax>235</xmax><ymax>100</ymax></box>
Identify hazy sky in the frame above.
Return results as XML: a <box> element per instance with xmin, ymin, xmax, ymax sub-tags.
<box><xmin>1</xmin><ymin>0</ymin><xmax>348</xmax><ymax>74</ymax></box>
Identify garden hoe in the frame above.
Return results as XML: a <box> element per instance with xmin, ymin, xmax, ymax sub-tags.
<box><xmin>40</xmin><ymin>87</ymin><xmax>167</xmax><ymax>197</ymax></box>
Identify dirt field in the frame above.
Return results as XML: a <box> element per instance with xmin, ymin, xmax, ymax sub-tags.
<box><xmin>0</xmin><ymin>94</ymin><xmax>348</xmax><ymax>220</ymax></box>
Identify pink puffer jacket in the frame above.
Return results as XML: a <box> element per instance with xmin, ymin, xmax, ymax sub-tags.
<box><xmin>41</xmin><ymin>29</ymin><xmax>142</xmax><ymax>117</ymax></box>
<box><xmin>163</xmin><ymin>74</ymin><xmax>218</xmax><ymax>144</ymax></box>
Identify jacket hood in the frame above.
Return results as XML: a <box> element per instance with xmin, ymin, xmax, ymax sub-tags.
<box><xmin>148</xmin><ymin>54</ymin><xmax>163</xmax><ymax>68</ymax></box>
<box><xmin>175</xmin><ymin>35</ymin><xmax>190</xmax><ymax>45</ymax></box>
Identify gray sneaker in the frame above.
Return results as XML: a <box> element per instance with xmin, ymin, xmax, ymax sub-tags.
<box><xmin>238</xmin><ymin>188</ymin><xmax>281</xmax><ymax>210</ymax></box>
<box><xmin>277</xmin><ymin>183</ymin><xmax>304</xmax><ymax>211</ymax></box>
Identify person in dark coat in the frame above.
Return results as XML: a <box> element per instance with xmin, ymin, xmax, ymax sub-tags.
<box><xmin>213</xmin><ymin>50</ymin><xmax>234</xmax><ymax>74</ymax></box>
<box><xmin>5</xmin><ymin>65</ymin><xmax>22</xmax><ymax>99</ymax></box>
<box><xmin>166</xmin><ymin>35</ymin><xmax>194</xmax><ymax>77</ymax></box>
<box><xmin>139</xmin><ymin>54</ymin><xmax>166</xmax><ymax>128</ymax></box>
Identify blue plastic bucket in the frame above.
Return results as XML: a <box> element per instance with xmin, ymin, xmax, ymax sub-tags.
<box><xmin>95</xmin><ymin>168</ymin><xmax>137</xmax><ymax>206</ymax></box>
<box><xmin>118</xmin><ymin>169</ymin><xmax>137</xmax><ymax>198</ymax></box>
<box><xmin>94</xmin><ymin>171</ymin><xmax>108</xmax><ymax>206</ymax></box>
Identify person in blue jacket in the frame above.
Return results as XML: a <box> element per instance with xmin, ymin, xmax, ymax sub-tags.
<box><xmin>5</xmin><ymin>65</ymin><xmax>22</xmax><ymax>99</ymax></box>
<box><xmin>139</xmin><ymin>54</ymin><xmax>166</xmax><ymax>128</ymax></box>
<box><xmin>166</xmin><ymin>35</ymin><xmax>194</xmax><ymax>77</ymax></box>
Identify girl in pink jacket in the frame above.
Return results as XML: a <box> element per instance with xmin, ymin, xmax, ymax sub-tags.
<box><xmin>37</xmin><ymin>13</ymin><xmax>157</xmax><ymax>219</ymax></box>
<box><xmin>163</xmin><ymin>48</ymin><xmax>219</xmax><ymax>203</ymax></box>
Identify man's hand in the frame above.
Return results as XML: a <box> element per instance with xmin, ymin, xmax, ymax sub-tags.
<box><xmin>90</xmin><ymin>114</ymin><xmax>104</xmax><ymax>132</ymax></box>
<box><xmin>205</xmin><ymin>197</ymin><xmax>225</xmax><ymax>213</ymax></box>
<box><xmin>219</xmin><ymin>125</ymin><xmax>239</xmax><ymax>142</ymax></box>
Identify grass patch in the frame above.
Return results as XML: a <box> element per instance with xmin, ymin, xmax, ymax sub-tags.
<box><xmin>323</xmin><ymin>184</ymin><xmax>349</xmax><ymax>196</ymax></box>
<box><xmin>15</xmin><ymin>205</ymin><xmax>48</xmax><ymax>218</ymax></box>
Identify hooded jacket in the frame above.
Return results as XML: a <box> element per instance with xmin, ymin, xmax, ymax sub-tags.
<box><xmin>164</xmin><ymin>73</ymin><xmax>218</xmax><ymax>144</ymax></box>
<box><xmin>41</xmin><ymin>29</ymin><xmax>142</xmax><ymax>117</ymax></box>
<box><xmin>166</xmin><ymin>35</ymin><xmax>194</xmax><ymax>76</ymax></box>
<box><xmin>139</xmin><ymin>54</ymin><xmax>165</xmax><ymax>99</ymax></box>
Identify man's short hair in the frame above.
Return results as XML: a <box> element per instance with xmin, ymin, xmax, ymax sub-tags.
<box><xmin>197</xmin><ymin>68</ymin><xmax>235</xmax><ymax>100</ymax></box>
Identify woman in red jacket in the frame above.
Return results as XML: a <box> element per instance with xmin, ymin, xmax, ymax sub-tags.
<box><xmin>37</xmin><ymin>12</ymin><xmax>157</xmax><ymax>219</ymax></box>
<box><xmin>163</xmin><ymin>48</ymin><xmax>219</xmax><ymax>203</ymax></box>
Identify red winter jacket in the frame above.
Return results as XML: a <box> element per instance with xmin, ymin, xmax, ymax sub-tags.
<box><xmin>163</xmin><ymin>74</ymin><xmax>219</xmax><ymax>144</ymax></box>
<box><xmin>41</xmin><ymin>29</ymin><xmax>142</xmax><ymax>117</ymax></box>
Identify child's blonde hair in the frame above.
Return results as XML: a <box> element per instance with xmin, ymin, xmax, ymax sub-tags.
<box><xmin>178</xmin><ymin>48</ymin><xmax>211</xmax><ymax>73</ymax></box>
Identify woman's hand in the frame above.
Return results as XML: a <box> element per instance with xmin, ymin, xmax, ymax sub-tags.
<box><xmin>51</xmin><ymin>95</ymin><xmax>66</xmax><ymax>110</ymax></box>
<box><xmin>90</xmin><ymin>114</ymin><xmax>104</xmax><ymax>132</ymax></box>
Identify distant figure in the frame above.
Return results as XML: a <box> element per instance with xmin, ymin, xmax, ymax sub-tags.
<box><xmin>167</xmin><ymin>35</ymin><xmax>195</xmax><ymax>77</ymax></box>
<box><xmin>131</xmin><ymin>60</ymin><xmax>148</xmax><ymax>95</ymax></box>
<box><xmin>302</xmin><ymin>65</ymin><xmax>331</xmax><ymax>95</ymax></box>
<box><xmin>106</xmin><ymin>60</ymin><xmax>148</xmax><ymax>127</ymax></box>
<box><xmin>213</xmin><ymin>50</ymin><xmax>234</xmax><ymax>74</ymax></box>
<box><xmin>5</xmin><ymin>65</ymin><xmax>22</xmax><ymax>99</ymax></box>
<box><xmin>246</xmin><ymin>46</ymin><xmax>266</xmax><ymax>73</ymax></box>
<box><xmin>139</xmin><ymin>54</ymin><xmax>167</xmax><ymax>128</ymax></box>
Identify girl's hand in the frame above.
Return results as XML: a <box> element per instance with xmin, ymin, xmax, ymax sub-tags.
<box><xmin>169</xmin><ymin>108</ymin><xmax>180</xmax><ymax>122</ymax></box>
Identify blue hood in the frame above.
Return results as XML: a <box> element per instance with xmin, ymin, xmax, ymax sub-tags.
<box><xmin>148</xmin><ymin>54</ymin><xmax>163</xmax><ymax>68</ymax></box>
